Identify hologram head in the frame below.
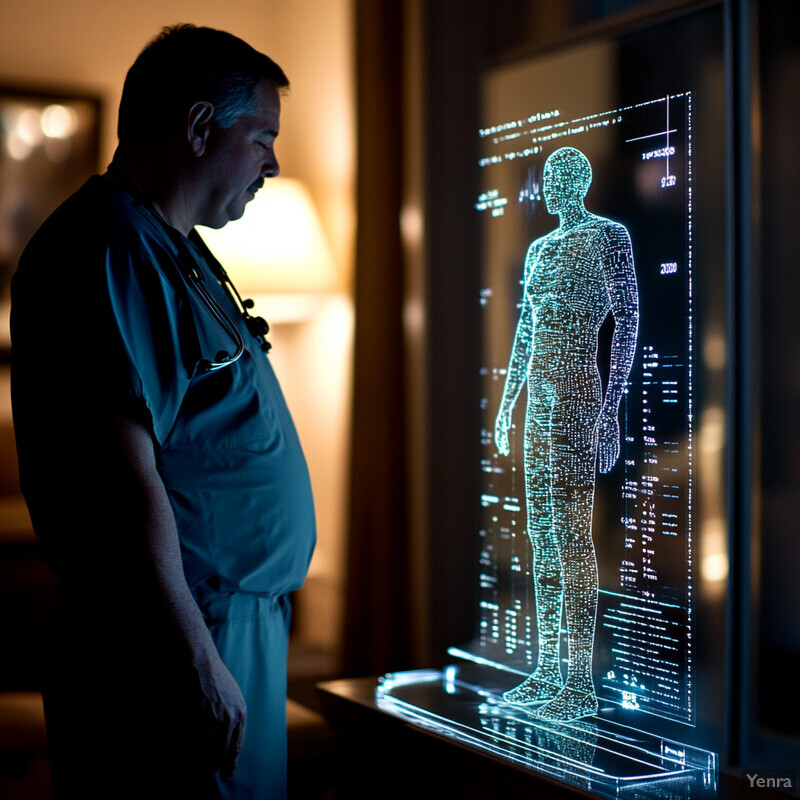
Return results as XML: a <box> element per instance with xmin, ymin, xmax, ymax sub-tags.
<box><xmin>543</xmin><ymin>148</ymin><xmax>593</xmax><ymax>211</ymax></box>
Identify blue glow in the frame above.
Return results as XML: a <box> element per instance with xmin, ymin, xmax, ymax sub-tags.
<box><xmin>376</xmin><ymin>50</ymin><xmax>715</xmax><ymax>794</ymax></box>
<box><xmin>375</xmin><ymin>669</ymin><xmax>717</xmax><ymax>798</ymax></box>
<box><xmin>445</xmin><ymin>664</ymin><xmax>458</xmax><ymax>693</ymax></box>
<box><xmin>495</xmin><ymin>147</ymin><xmax>639</xmax><ymax>721</ymax></box>
<box><xmin>476</xmin><ymin>92</ymin><xmax>699</xmax><ymax>728</ymax></box>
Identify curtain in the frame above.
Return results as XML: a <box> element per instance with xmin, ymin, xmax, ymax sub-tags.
<box><xmin>342</xmin><ymin>0</ymin><xmax>413</xmax><ymax>677</ymax></box>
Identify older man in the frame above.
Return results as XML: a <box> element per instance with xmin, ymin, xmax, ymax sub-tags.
<box><xmin>11</xmin><ymin>25</ymin><xmax>315</xmax><ymax>799</ymax></box>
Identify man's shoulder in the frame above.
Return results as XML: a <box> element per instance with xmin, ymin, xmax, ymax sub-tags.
<box><xmin>22</xmin><ymin>175</ymin><xmax>161</xmax><ymax>263</ymax></box>
<box><xmin>14</xmin><ymin>175</ymin><xmax>179</xmax><ymax>322</ymax></box>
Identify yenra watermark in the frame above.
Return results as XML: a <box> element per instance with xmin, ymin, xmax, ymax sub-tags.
<box><xmin>744</xmin><ymin>770</ymin><xmax>796</xmax><ymax>793</ymax></box>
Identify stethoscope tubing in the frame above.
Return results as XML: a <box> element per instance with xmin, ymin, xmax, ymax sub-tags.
<box><xmin>104</xmin><ymin>164</ymin><xmax>269</xmax><ymax>373</ymax></box>
<box><xmin>182</xmin><ymin>260</ymin><xmax>245</xmax><ymax>372</ymax></box>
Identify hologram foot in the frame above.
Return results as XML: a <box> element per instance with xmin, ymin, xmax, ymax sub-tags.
<box><xmin>533</xmin><ymin>685</ymin><xmax>598</xmax><ymax>721</ymax></box>
<box><xmin>502</xmin><ymin>671</ymin><xmax>563</xmax><ymax>705</ymax></box>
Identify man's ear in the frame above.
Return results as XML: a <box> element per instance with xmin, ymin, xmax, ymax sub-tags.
<box><xmin>187</xmin><ymin>101</ymin><xmax>214</xmax><ymax>157</ymax></box>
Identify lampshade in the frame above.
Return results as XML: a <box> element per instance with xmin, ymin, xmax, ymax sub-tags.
<box><xmin>197</xmin><ymin>176</ymin><xmax>338</xmax><ymax>294</ymax></box>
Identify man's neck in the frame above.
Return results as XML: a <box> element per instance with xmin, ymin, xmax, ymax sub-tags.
<box><xmin>110</xmin><ymin>144</ymin><xmax>195</xmax><ymax>235</ymax></box>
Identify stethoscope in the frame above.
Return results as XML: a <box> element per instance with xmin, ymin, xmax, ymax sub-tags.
<box><xmin>106</xmin><ymin>165</ymin><xmax>271</xmax><ymax>373</ymax></box>
<box><xmin>184</xmin><ymin>229</ymin><xmax>272</xmax><ymax>371</ymax></box>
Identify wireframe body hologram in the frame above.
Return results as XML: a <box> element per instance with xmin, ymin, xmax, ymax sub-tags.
<box><xmin>495</xmin><ymin>147</ymin><xmax>639</xmax><ymax>721</ymax></box>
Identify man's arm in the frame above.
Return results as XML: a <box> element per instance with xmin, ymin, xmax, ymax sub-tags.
<box><xmin>98</xmin><ymin>406</ymin><xmax>246</xmax><ymax>781</ymax></box>
<box><xmin>597</xmin><ymin>223</ymin><xmax>639</xmax><ymax>473</ymax></box>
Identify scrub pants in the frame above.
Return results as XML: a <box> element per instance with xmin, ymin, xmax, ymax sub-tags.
<box><xmin>199</xmin><ymin>591</ymin><xmax>292</xmax><ymax>800</ymax></box>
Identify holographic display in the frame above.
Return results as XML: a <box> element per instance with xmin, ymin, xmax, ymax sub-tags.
<box><xmin>473</xmin><ymin>88</ymin><xmax>697</xmax><ymax>727</ymax></box>
<box><xmin>377</xmin><ymin>15</ymin><xmax>723</xmax><ymax>795</ymax></box>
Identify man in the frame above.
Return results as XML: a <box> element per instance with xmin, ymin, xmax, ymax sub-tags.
<box><xmin>11</xmin><ymin>25</ymin><xmax>316</xmax><ymax>799</ymax></box>
<box><xmin>495</xmin><ymin>147</ymin><xmax>638</xmax><ymax>721</ymax></box>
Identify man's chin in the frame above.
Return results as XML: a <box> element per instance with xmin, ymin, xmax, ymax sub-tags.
<box><xmin>230</xmin><ymin>204</ymin><xmax>249</xmax><ymax>223</ymax></box>
<box><xmin>208</xmin><ymin>206</ymin><xmax>247</xmax><ymax>229</ymax></box>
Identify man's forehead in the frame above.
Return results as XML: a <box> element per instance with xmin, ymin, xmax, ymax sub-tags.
<box><xmin>242</xmin><ymin>81</ymin><xmax>281</xmax><ymax>131</ymax></box>
<box><xmin>256</xmin><ymin>81</ymin><xmax>281</xmax><ymax>112</ymax></box>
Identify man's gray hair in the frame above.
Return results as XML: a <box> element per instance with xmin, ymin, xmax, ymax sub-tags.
<box><xmin>118</xmin><ymin>24</ymin><xmax>289</xmax><ymax>142</ymax></box>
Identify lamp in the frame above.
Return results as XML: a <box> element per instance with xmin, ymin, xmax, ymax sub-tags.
<box><xmin>198</xmin><ymin>177</ymin><xmax>339</xmax><ymax>321</ymax></box>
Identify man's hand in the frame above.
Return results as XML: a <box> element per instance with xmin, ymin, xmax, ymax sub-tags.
<box><xmin>596</xmin><ymin>410</ymin><xmax>620</xmax><ymax>474</ymax></box>
<box><xmin>196</xmin><ymin>650</ymin><xmax>247</xmax><ymax>782</ymax></box>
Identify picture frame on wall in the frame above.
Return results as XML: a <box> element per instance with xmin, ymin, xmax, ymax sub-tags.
<box><xmin>0</xmin><ymin>86</ymin><xmax>101</xmax><ymax>353</ymax></box>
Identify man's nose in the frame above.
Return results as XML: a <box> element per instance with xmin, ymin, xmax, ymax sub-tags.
<box><xmin>262</xmin><ymin>154</ymin><xmax>279</xmax><ymax>179</ymax></box>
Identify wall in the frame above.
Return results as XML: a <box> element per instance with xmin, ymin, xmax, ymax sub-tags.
<box><xmin>0</xmin><ymin>0</ymin><xmax>354</xmax><ymax>285</ymax></box>
<box><xmin>0</xmin><ymin>0</ymin><xmax>355</xmax><ymax>655</ymax></box>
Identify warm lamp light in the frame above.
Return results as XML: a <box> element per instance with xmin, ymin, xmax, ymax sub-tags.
<box><xmin>198</xmin><ymin>176</ymin><xmax>338</xmax><ymax>295</ymax></box>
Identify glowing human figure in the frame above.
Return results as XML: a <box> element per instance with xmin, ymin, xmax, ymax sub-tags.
<box><xmin>495</xmin><ymin>147</ymin><xmax>638</xmax><ymax>721</ymax></box>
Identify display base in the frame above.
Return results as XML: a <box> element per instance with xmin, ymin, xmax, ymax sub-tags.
<box><xmin>376</xmin><ymin>666</ymin><xmax>718</xmax><ymax>799</ymax></box>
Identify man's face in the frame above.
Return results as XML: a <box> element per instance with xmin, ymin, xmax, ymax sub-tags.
<box><xmin>197</xmin><ymin>79</ymin><xmax>281</xmax><ymax>229</ymax></box>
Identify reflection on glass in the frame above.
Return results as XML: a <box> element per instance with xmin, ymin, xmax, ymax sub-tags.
<box><xmin>495</xmin><ymin>147</ymin><xmax>639</xmax><ymax>721</ymax></box>
<box><xmin>377</xmin><ymin>669</ymin><xmax>718</xmax><ymax>798</ymax></box>
<box><xmin>479</xmin><ymin>699</ymin><xmax>599</xmax><ymax>780</ymax></box>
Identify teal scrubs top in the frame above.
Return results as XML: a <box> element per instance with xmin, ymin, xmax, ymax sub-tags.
<box><xmin>12</xmin><ymin>175</ymin><xmax>316</xmax><ymax>597</ymax></box>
